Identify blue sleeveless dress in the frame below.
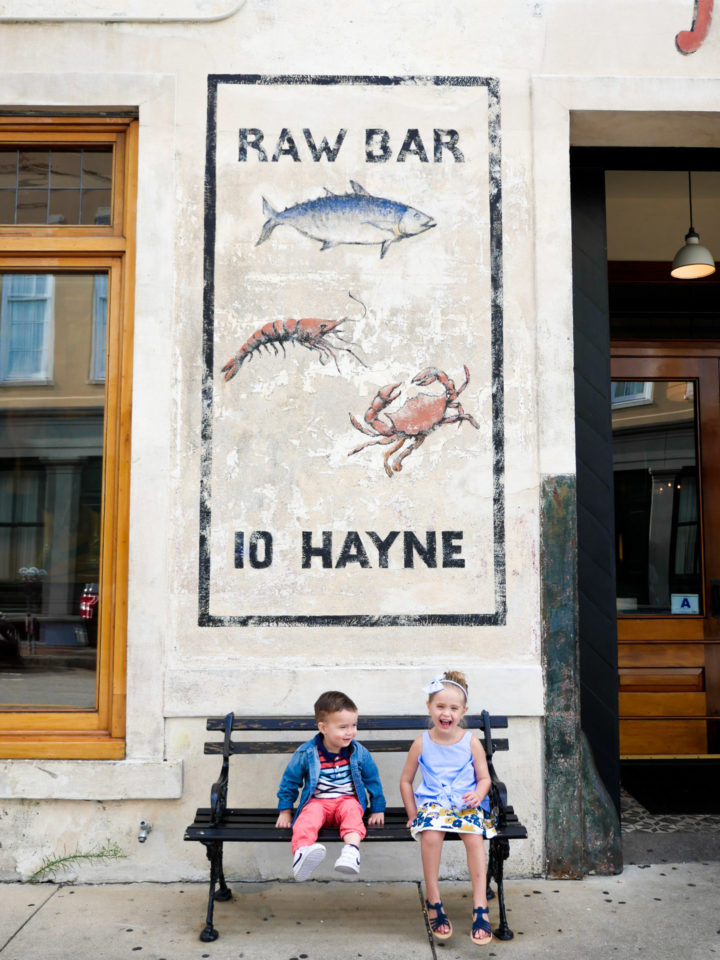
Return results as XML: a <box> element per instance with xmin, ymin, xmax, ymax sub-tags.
<box><xmin>410</xmin><ymin>730</ymin><xmax>497</xmax><ymax>839</ymax></box>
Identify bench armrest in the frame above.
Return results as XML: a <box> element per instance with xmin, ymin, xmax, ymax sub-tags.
<box><xmin>209</xmin><ymin>712</ymin><xmax>234</xmax><ymax>825</ymax></box>
<box><xmin>488</xmin><ymin>762</ymin><xmax>510</xmax><ymax>828</ymax></box>
<box><xmin>210</xmin><ymin>772</ymin><xmax>229</xmax><ymax>825</ymax></box>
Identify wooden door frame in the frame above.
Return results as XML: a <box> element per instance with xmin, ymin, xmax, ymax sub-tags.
<box><xmin>612</xmin><ymin>340</ymin><xmax>720</xmax><ymax>638</ymax></box>
<box><xmin>611</xmin><ymin>342</ymin><xmax>720</xmax><ymax>757</ymax></box>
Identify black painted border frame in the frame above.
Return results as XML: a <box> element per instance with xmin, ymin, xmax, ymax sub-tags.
<box><xmin>199</xmin><ymin>74</ymin><xmax>505</xmax><ymax>627</ymax></box>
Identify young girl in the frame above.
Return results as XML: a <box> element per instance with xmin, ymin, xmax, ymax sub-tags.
<box><xmin>400</xmin><ymin>670</ymin><xmax>497</xmax><ymax>946</ymax></box>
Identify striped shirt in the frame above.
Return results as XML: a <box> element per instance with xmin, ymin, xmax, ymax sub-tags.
<box><xmin>313</xmin><ymin>734</ymin><xmax>356</xmax><ymax>799</ymax></box>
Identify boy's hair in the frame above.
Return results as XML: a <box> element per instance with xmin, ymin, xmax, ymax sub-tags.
<box><xmin>314</xmin><ymin>690</ymin><xmax>358</xmax><ymax>721</ymax></box>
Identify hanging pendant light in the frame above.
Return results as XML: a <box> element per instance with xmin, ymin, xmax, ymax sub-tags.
<box><xmin>671</xmin><ymin>171</ymin><xmax>716</xmax><ymax>279</ymax></box>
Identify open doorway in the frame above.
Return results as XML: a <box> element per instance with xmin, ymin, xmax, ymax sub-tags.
<box><xmin>572</xmin><ymin>148</ymin><xmax>720</xmax><ymax>859</ymax></box>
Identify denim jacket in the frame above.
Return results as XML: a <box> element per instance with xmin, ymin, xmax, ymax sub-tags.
<box><xmin>277</xmin><ymin>737</ymin><xmax>386</xmax><ymax>822</ymax></box>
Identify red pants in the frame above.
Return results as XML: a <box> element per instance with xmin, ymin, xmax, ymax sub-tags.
<box><xmin>291</xmin><ymin>796</ymin><xmax>367</xmax><ymax>853</ymax></box>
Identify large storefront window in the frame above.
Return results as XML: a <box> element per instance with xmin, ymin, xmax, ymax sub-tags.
<box><xmin>0</xmin><ymin>118</ymin><xmax>136</xmax><ymax>759</ymax></box>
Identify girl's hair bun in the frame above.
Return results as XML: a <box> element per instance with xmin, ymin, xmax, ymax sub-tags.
<box><xmin>443</xmin><ymin>670</ymin><xmax>468</xmax><ymax>697</ymax></box>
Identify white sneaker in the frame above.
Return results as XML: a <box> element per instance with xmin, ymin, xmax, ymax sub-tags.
<box><xmin>334</xmin><ymin>844</ymin><xmax>360</xmax><ymax>875</ymax></box>
<box><xmin>292</xmin><ymin>843</ymin><xmax>326</xmax><ymax>881</ymax></box>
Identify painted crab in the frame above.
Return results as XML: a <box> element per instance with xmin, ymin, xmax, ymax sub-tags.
<box><xmin>348</xmin><ymin>365</ymin><xmax>479</xmax><ymax>476</ymax></box>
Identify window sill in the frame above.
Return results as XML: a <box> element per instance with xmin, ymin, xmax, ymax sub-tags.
<box><xmin>0</xmin><ymin>378</ymin><xmax>53</xmax><ymax>386</ymax></box>
<box><xmin>0</xmin><ymin>1</ymin><xmax>245</xmax><ymax>22</ymax></box>
<box><xmin>0</xmin><ymin>757</ymin><xmax>183</xmax><ymax>799</ymax></box>
<box><xmin>0</xmin><ymin>736</ymin><xmax>125</xmax><ymax>760</ymax></box>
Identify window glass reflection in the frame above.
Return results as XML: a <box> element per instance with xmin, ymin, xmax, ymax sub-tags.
<box><xmin>0</xmin><ymin>272</ymin><xmax>106</xmax><ymax>709</ymax></box>
<box><xmin>18</xmin><ymin>151</ymin><xmax>49</xmax><ymax>189</ymax></box>
<box><xmin>613</xmin><ymin>380</ymin><xmax>701</xmax><ymax>615</ymax></box>
<box><xmin>0</xmin><ymin>148</ymin><xmax>112</xmax><ymax>226</ymax></box>
<box><xmin>50</xmin><ymin>151</ymin><xmax>82</xmax><ymax>189</ymax></box>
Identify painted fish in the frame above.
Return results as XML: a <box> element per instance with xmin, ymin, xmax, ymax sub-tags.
<box><xmin>256</xmin><ymin>181</ymin><xmax>436</xmax><ymax>259</ymax></box>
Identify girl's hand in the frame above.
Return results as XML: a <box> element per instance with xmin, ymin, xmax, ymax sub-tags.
<box><xmin>406</xmin><ymin>818</ymin><xmax>415</xmax><ymax>829</ymax></box>
<box><xmin>368</xmin><ymin>812</ymin><xmax>385</xmax><ymax>827</ymax></box>
<box><xmin>462</xmin><ymin>790</ymin><xmax>484</xmax><ymax>808</ymax></box>
<box><xmin>275</xmin><ymin>810</ymin><xmax>293</xmax><ymax>829</ymax></box>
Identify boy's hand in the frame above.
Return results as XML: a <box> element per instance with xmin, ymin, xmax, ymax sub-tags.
<box><xmin>275</xmin><ymin>810</ymin><xmax>293</xmax><ymax>829</ymax></box>
<box><xmin>368</xmin><ymin>811</ymin><xmax>385</xmax><ymax>827</ymax></box>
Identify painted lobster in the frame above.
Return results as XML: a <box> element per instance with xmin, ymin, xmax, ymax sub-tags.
<box><xmin>348</xmin><ymin>365</ymin><xmax>479</xmax><ymax>477</ymax></box>
<box><xmin>221</xmin><ymin>293</ymin><xmax>366</xmax><ymax>380</ymax></box>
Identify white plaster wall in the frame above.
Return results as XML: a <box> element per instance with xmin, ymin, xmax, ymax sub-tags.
<box><xmin>1</xmin><ymin>0</ymin><xmax>719</xmax><ymax>882</ymax></box>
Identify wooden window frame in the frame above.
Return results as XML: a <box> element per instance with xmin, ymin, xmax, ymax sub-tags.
<box><xmin>0</xmin><ymin>117</ymin><xmax>137</xmax><ymax>759</ymax></box>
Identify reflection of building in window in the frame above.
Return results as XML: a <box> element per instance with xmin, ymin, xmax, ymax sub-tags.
<box><xmin>672</xmin><ymin>472</ymin><xmax>700</xmax><ymax>582</ymax></box>
<box><xmin>90</xmin><ymin>274</ymin><xmax>107</xmax><ymax>382</ymax></box>
<box><xmin>0</xmin><ymin>410</ymin><xmax>103</xmax><ymax>619</ymax></box>
<box><xmin>0</xmin><ymin>275</ymin><xmax>55</xmax><ymax>383</ymax></box>
<box><xmin>0</xmin><ymin>464</ymin><xmax>45</xmax><ymax>596</ymax></box>
<box><xmin>0</xmin><ymin>147</ymin><xmax>113</xmax><ymax>226</ymax></box>
<box><xmin>610</xmin><ymin>380</ymin><xmax>653</xmax><ymax>407</ymax></box>
<box><xmin>613</xmin><ymin>380</ymin><xmax>701</xmax><ymax>615</ymax></box>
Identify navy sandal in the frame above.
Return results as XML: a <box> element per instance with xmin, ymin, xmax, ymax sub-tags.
<box><xmin>425</xmin><ymin>899</ymin><xmax>453</xmax><ymax>940</ymax></box>
<box><xmin>471</xmin><ymin>905</ymin><xmax>492</xmax><ymax>945</ymax></box>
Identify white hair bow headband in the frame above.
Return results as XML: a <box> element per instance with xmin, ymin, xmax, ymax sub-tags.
<box><xmin>423</xmin><ymin>674</ymin><xmax>468</xmax><ymax>702</ymax></box>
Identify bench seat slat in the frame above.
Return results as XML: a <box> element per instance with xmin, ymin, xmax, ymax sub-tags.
<box><xmin>184</xmin><ymin>807</ymin><xmax>527</xmax><ymax>843</ymax></box>
<box><xmin>187</xmin><ymin>807</ymin><xmax>525</xmax><ymax>825</ymax></box>
<box><xmin>206</xmin><ymin>715</ymin><xmax>508</xmax><ymax>732</ymax></box>
<box><xmin>184</xmin><ymin>807</ymin><xmax>528</xmax><ymax>843</ymax></box>
<box><xmin>186</xmin><ymin>822</ymin><xmax>526</xmax><ymax>837</ymax></box>
<box><xmin>204</xmin><ymin>737</ymin><xmax>509</xmax><ymax>755</ymax></box>
<box><xmin>184</xmin><ymin>826</ymin><xmax>529</xmax><ymax>842</ymax></box>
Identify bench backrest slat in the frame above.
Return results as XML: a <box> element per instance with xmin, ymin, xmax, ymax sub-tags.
<box><xmin>203</xmin><ymin>738</ymin><xmax>510</xmax><ymax>755</ymax></box>
<box><xmin>205</xmin><ymin>714</ymin><xmax>508</xmax><ymax>732</ymax></box>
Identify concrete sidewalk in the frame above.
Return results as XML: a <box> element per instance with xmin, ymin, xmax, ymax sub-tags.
<box><xmin>2</xmin><ymin>862</ymin><xmax>718</xmax><ymax>960</ymax></box>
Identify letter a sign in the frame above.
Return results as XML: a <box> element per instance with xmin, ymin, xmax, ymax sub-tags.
<box><xmin>671</xmin><ymin>594</ymin><xmax>700</xmax><ymax>614</ymax></box>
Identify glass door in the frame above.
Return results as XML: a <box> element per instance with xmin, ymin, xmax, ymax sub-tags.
<box><xmin>612</xmin><ymin>345</ymin><xmax>720</xmax><ymax>757</ymax></box>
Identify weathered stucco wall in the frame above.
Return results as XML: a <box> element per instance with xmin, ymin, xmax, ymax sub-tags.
<box><xmin>1</xmin><ymin>0</ymin><xmax>720</xmax><ymax>882</ymax></box>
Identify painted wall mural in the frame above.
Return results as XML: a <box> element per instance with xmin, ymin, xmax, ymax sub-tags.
<box><xmin>676</xmin><ymin>0</ymin><xmax>713</xmax><ymax>53</ymax></box>
<box><xmin>200</xmin><ymin>75</ymin><xmax>505</xmax><ymax>627</ymax></box>
<box><xmin>256</xmin><ymin>181</ymin><xmax>436</xmax><ymax>259</ymax></box>
<box><xmin>347</xmin><ymin>366</ymin><xmax>479</xmax><ymax>477</ymax></box>
<box><xmin>221</xmin><ymin>293</ymin><xmax>368</xmax><ymax>379</ymax></box>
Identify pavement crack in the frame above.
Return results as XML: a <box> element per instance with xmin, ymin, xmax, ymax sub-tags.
<box><xmin>0</xmin><ymin>884</ymin><xmax>59</xmax><ymax>954</ymax></box>
<box><xmin>416</xmin><ymin>881</ymin><xmax>438</xmax><ymax>959</ymax></box>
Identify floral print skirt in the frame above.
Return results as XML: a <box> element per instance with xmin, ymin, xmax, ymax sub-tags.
<box><xmin>410</xmin><ymin>801</ymin><xmax>498</xmax><ymax>840</ymax></box>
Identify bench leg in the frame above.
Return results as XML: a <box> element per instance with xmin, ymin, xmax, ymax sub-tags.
<box><xmin>488</xmin><ymin>837</ymin><xmax>514</xmax><ymax>940</ymax></box>
<box><xmin>200</xmin><ymin>840</ymin><xmax>232</xmax><ymax>941</ymax></box>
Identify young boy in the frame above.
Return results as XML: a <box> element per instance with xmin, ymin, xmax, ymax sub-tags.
<box><xmin>275</xmin><ymin>690</ymin><xmax>386</xmax><ymax>881</ymax></box>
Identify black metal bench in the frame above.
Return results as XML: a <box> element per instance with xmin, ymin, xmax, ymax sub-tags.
<box><xmin>184</xmin><ymin>711</ymin><xmax>528</xmax><ymax>942</ymax></box>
